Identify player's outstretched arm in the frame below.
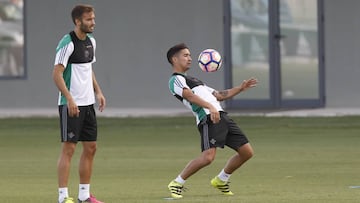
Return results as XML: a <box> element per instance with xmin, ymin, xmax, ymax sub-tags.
<box><xmin>213</xmin><ymin>77</ymin><xmax>258</xmax><ymax>101</ymax></box>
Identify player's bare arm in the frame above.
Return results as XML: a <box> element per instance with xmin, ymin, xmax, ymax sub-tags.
<box><xmin>213</xmin><ymin>77</ymin><xmax>258</xmax><ymax>101</ymax></box>
<box><xmin>92</xmin><ymin>71</ymin><xmax>106</xmax><ymax>112</ymax></box>
<box><xmin>53</xmin><ymin>64</ymin><xmax>79</xmax><ymax>117</ymax></box>
<box><xmin>182</xmin><ymin>88</ymin><xmax>220</xmax><ymax>123</ymax></box>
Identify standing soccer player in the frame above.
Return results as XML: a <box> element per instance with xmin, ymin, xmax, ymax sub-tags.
<box><xmin>53</xmin><ymin>4</ymin><xmax>106</xmax><ymax>203</ymax></box>
<box><xmin>167</xmin><ymin>43</ymin><xmax>258</xmax><ymax>199</ymax></box>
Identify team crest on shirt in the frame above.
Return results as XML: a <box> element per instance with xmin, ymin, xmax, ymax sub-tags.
<box><xmin>84</xmin><ymin>50</ymin><xmax>90</xmax><ymax>58</ymax></box>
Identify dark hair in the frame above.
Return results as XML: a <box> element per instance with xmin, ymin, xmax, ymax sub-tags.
<box><xmin>166</xmin><ymin>43</ymin><xmax>189</xmax><ymax>65</ymax></box>
<box><xmin>71</xmin><ymin>4</ymin><xmax>95</xmax><ymax>25</ymax></box>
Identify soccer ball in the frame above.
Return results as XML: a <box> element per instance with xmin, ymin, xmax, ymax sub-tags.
<box><xmin>198</xmin><ymin>49</ymin><xmax>222</xmax><ymax>72</ymax></box>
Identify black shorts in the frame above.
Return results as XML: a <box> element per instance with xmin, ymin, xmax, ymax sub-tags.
<box><xmin>58</xmin><ymin>104</ymin><xmax>97</xmax><ymax>143</ymax></box>
<box><xmin>197</xmin><ymin>111</ymin><xmax>249</xmax><ymax>152</ymax></box>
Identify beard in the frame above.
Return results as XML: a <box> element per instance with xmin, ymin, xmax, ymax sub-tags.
<box><xmin>80</xmin><ymin>23</ymin><xmax>94</xmax><ymax>34</ymax></box>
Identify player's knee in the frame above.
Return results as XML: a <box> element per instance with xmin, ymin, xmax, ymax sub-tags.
<box><xmin>205</xmin><ymin>156</ymin><xmax>215</xmax><ymax>165</ymax></box>
<box><xmin>84</xmin><ymin>143</ymin><xmax>97</xmax><ymax>156</ymax></box>
<box><xmin>242</xmin><ymin>147</ymin><xmax>254</xmax><ymax>160</ymax></box>
<box><xmin>201</xmin><ymin>151</ymin><xmax>216</xmax><ymax>165</ymax></box>
<box><xmin>238</xmin><ymin>144</ymin><xmax>254</xmax><ymax>160</ymax></box>
<box><xmin>246</xmin><ymin>148</ymin><xmax>254</xmax><ymax>160</ymax></box>
<box><xmin>63</xmin><ymin>149</ymin><xmax>75</xmax><ymax>158</ymax></box>
<box><xmin>62</xmin><ymin>142</ymin><xmax>76</xmax><ymax>157</ymax></box>
<box><xmin>89</xmin><ymin>144</ymin><xmax>97</xmax><ymax>155</ymax></box>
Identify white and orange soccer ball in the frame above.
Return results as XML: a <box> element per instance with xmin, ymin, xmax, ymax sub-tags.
<box><xmin>198</xmin><ymin>49</ymin><xmax>222</xmax><ymax>72</ymax></box>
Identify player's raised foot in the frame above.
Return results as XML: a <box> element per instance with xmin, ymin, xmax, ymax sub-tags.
<box><xmin>78</xmin><ymin>194</ymin><xmax>104</xmax><ymax>203</ymax></box>
<box><xmin>60</xmin><ymin>197</ymin><xmax>75</xmax><ymax>203</ymax></box>
<box><xmin>168</xmin><ymin>180</ymin><xmax>185</xmax><ymax>199</ymax></box>
<box><xmin>211</xmin><ymin>176</ymin><xmax>234</xmax><ymax>196</ymax></box>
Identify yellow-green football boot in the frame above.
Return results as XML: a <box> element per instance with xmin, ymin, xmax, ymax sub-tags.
<box><xmin>168</xmin><ymin>180</ymin><xmax>185</xmax><ymax>199</ymax></box>
<box><xmin>60</xmin><ymin>197</ymin><xmax>75</xmax><ymax>203</ymax></box>
<box><xmin>211</xmin><ymin>176</ymin><xmax>234</xmax><ymax>195</ymax></box>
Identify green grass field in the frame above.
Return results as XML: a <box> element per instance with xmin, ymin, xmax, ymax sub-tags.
<box><xmin>0</xmin><ymin>116</ymin><xmax>359</xmax><ymax>202</ymax></box>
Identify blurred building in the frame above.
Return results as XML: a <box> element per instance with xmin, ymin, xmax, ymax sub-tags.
<box><xmin>0</xmin><ymin>0</ymin><xmax>358</xmax><ymax>110</ymax></box>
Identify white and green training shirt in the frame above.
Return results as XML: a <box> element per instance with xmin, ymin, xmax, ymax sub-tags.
<box><xmin>169</xmin><ymin>72</ymin><xmax>223</xmax><ymax>124</ymax></box>
<box><xmin>54</xmin><ymin>31</ymin><xmax>96</xmax><ymax>106</ymax></box>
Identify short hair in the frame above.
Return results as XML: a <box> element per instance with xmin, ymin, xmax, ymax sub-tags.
<box><xmin>166</xmin><ymin>43</ymin><xmax>189</xmax><ymax>65</ymax></box>
<box><xmin>71</xmin><ymin>4</ymin><xmax>95</xmax><ymax>25</ymax></box>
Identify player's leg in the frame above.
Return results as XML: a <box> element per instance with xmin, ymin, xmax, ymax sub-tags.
<box><xmin>58</xmin><ymin>142</ymin><xmax>77</xmax><ymax>202</ymax></box>
<box><xmin>211</xmin><ymin>143</ymin><xmax>253</xmax><ymax>195</ymax></box>
<box><xmin>223</xmin><ymin>114</ymin><xmax>253</xmax><ymax>173</ymax></box>
<box><xmin>57</xmin><ymin>105</ymin><xmax>81</xmax><ymax>203</ymax></box>
<box><xmin>77</xmin><ymin>105</ymin><xmax>103</xmax><ymax>203</ymax></box>
<box><xmin>168</xmin><ymin>148</ymin><xmax>217</xmax><ymax>199</ymax></box>
<box><xmin>58</xmin><ymin>142</ymin><xmax>77</xmax><ymax>186</ymax></box>
<box><xmin>79</xmin><ymin>141</ymin><xmax>97</xmax><ymax>183</ymax></box>
<box><xmin>78</xmin><ymin>142</ymin><xmax>104</xmax><ymax>203</ymax></box>
<box><xmin>180</xmin><ymin>147</ymin><xmax>217</xmax><ymax>180</ymax></box>
<box><xmin>211</xmin><ymin>113</ymin><xmax>253</xmax><ymax>195</ymax></box>
<box><xmin>223</xmin><ymin>143</ymin><xmax>253</xmax><ymax>174</ymax></box>
<box><xmin>78</xmin><ymin>141</ymin><xmax>98</xmax><ymax>202</ymax></box>
<box><xmin>168</xmin><ymin>116</ymin><xmax>226</xmax><ymax>198</ymax></box>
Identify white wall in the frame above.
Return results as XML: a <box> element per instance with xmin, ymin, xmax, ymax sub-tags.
<box><xmin>1</xmin><ymin>0</ymin><xmax>360</xmax><ymax>110</ymax></box>
<box><xmin>324</xmin><ymin>0</ymin><xmax>360</xmax><ymax>107</ymax></box>
<box><xmin>0</xmin><ymin>0</ymin><xmax>224</xmax><ymax>109</ymax></box>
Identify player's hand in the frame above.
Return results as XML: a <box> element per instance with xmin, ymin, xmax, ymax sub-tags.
<box><xmin>240</xmin><ymin>77</ymin><xmax>258</xmax><ymax>91</ymax></box>
<box><xmin>209</xmin><ymin>106</ymin><xmax>220</xmax><ymax>124</ymax></box>
<box><xmin>97</xmin><ymin>93</ymin><xmax>106</xmax><ymax>112</ymax></box>
<box><xmin>67</xmin><ymin>99</ymin><xmax>80</xmax><ymax>117</ymax></box>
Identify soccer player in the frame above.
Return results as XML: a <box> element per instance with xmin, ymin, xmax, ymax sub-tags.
<box><xmin>52</xmin><ymin>4</ymin><xmax>105</xmax><ymax>203</ymax></box>
<box><xmin>167</xmin><ymin>43</ymin><xmax>258</xmax><ymax>199</ymax></box>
